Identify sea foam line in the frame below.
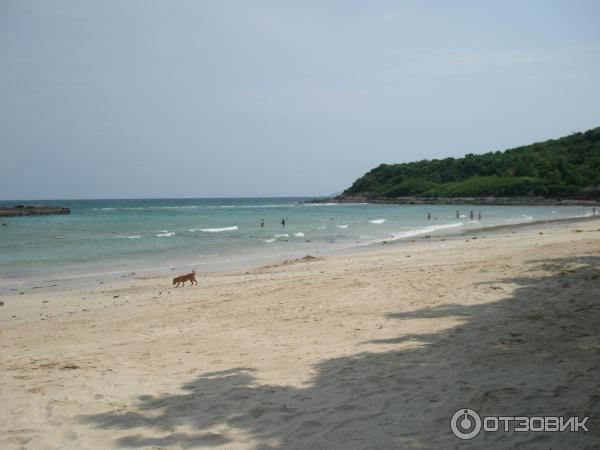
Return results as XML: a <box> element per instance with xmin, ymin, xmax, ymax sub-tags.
<box><xmin>189</xmin><ymin>226</ymin><xmax>238</xmax><ymax>233</ymax></box>
<box><xmin>382</xmin><ymin>222</ymin><xmax>463</xmax><ymax>243</ymax></box>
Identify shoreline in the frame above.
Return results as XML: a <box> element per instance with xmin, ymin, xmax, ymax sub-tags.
<box><xmin>308</xmin><ymin>195</ymin><xmax>600</xmax><ymax>206</ymax></box>
<box><xmin>2</xmin><ymin>213</ymin><xmax>599</xmax><ymax>296</ymax></box>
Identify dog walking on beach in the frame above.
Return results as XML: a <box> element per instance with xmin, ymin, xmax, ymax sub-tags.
<box><xmin>172</xmin><ymin>270</ymin><xmax>198</xmax><ymax>287</ymax></box>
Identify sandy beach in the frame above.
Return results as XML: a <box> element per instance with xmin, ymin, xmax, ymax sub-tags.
<box><xmin>1</xmin><ymin>217</ymin><xmax>599</xmax><ymax>449</ymax></box>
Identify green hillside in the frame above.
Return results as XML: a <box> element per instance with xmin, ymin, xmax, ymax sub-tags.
<box><xmin>342</xmin><ymin>127</ymin><xmax>600</xmax><ymax>199</ymax></box>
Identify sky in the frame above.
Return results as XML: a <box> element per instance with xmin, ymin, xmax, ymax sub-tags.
<box><xmin>1</xmin><ymin>1</ymin><xmax>599</xmax><ymax>200</ymax></box>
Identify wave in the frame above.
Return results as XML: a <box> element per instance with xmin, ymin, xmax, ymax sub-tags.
<box><xmin>115</xmin><ymin>235</ymin><xmax>141</xmax><ymax>239</ymax></box>
<box><xmin>302</xmin><ymin>202</ymin><xmax>339</xmax><ymax>206</ymax></box>
<box><xmin>369</xmin><ymin>218</ymin><xmax>386</xmax><ymax>224</ymax></box>
<box><xmin>294</xmin><ymin>232</ymin><xmax>305</xmax><ymax>237</ymax></box>
<box><xmin>521</xmin><ymin>215</ymin><xmax>534</xmax><ymax>221</ymax></box>
<box><xmin>263</xmin><ymin>238</ymin><xmax>276</xmax><ymax>243</ymax></box>
<box><xmin>274</xmin><ymin>233</ymin><xmax>289</xmax><ymax>238</ymax></box>
<box><xmin>190</xmin><ymin>226</ymin><xmax>238</xmax><ymax>233</ymax></box>
<box><xmin>316</xmin><ymin>226</ymin><xmax>326</xmax><ymax>230</ymax></box>
<box><xmin>336</xmin><ymin>224</ymin><xmax>349</xmax><ymax>229</ymax></box>
<box><xmin>155</xmin><ymin>231</ymin><xmax>175</xmax><ymax>237</ymax></box>
<box><xmin>384</xmin><ymin>222</ymin><xmax>464</xmax><ymax>242</ymax></box>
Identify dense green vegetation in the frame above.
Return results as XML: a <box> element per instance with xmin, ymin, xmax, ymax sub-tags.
<box><xmin>343</xmin><ymin>127</ymin><xmax>600</xmax><ymax>199</ymax></box>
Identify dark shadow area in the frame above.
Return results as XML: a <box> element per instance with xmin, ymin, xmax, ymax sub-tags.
<box><xmin>79</xmin><ymin>255</ymin><xmax>600</xmax><ymax>449</ymax></box>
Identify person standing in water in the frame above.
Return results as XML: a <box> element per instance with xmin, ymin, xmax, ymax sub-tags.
<box><xmin>427</xmin><ymin>211</ymin><xmax>431</xmax><ymax>220</ymax></box>
<box><xmin>470</xmin><ymin>210</ymin><xmax>474</xmax><ymax>220</ymax></box>
<box><xmin>456</xmin><ymin>210</ymin><xmax>460</xmax><ymax>219</ymax></box>
<box><xmin>281</xmin><ymin>218</ymin><xmax>286</xmax><ymax>227</ymax></box>
<box><xmin>478</xmin><ymin>210</ymin><xmax>482</xmax><ymax>220</ymax></box>
<box><xmin>260</xmin><ymin>218</ymin><xmax>264</xmax><ymax>227</ymax></box>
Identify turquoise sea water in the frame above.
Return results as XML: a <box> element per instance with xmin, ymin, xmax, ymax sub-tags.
<box><xmin>0</xmin><ymin>197</ymin><xmax>594</xmax><ymax>286</ymax></box>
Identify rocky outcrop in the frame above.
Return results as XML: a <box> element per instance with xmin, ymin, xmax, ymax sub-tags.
<box><xmin>0</xmin><ymin>205</ymin><xmax>71</xmax><ymax>217</ymax></box>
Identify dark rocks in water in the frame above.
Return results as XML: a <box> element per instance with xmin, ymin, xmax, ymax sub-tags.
<box><xmin>0</xmin><ymin>205</ymin><xmax>70</xmax><ymax>217</ymax></box>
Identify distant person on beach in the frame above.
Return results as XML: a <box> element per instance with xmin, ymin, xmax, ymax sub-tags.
<box><xmin>456</xmin><ymin>210</ymin><xmax>459</xmax><ymax>219</ymax></box>
<box><xmin>470</xmin><ymin>210</ymin><xmax>474</xmax><ymax>220</ymax></box>
<box><xmin>260</xmin><ymin>218</ymin><xmax>264</xmax><ymax>227</ymax></box>
<box><xmin>478</xmin><ymin>210</ymin><xmax>482</xmax><ymax>220</ymax></box>
<box><xmin>427</xmin><ymin>212</ymin><xmax>431</xmax><ymax>220</ymax></box>
<box><xmin>281</xmin><ymin>218</ymin><xmax>286</xmax><ymax>227</ymax></box>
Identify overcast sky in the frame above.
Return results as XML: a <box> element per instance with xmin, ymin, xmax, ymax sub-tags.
<box><xmin>1</xmin><ymin>1</ymin><xmax>599</xmax><ymax>200</ymax></box>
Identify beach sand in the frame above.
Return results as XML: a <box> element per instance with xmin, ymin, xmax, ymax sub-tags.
<box><xmin>1</xmin><ymin>218</ymin><xmax>599</xmax><ymax>449</ymax></box>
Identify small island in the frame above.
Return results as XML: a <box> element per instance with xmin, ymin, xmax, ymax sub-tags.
<box><xmin>0</xmin><ymin>205</ymin><xmax>71</xmax><ymax>217</ymax></box>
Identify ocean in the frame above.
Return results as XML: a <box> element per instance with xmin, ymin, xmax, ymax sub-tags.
<box><xmin>0</xmin><ymin>197</ymin><xmax>594</xmax><ymax>287</ymax></box>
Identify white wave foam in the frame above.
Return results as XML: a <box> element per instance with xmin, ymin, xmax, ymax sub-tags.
<box><xmin>336</xmin><ymin>225</ymin><xmax>349</xmax><ymax>229</ymax></box>
<box><xmin>521</xmin><ymin>215</ymin><xmax>533</xmax><ymax>221</ymax></box>
<box><xmin>303</xmin><ymin>202</ymin><xmax>339</xmax><ymax>206</ymax></box>
<box><xmin>155</xmin><ymin>231</ymin><xmax>175</xmax><ymax>237</ymax></box>
<box><xmin>274</xmin><ymin>233</ymin><xmax>289</xmax><ymax>238</ymax></box>
<box><xmin>369</xmin><ymin>218</ymin><xmax>386</xmax><ymax>224</ymax></box>
<box><xmin>116</xmin><ymin>235</ymin><xmax>141</xmax><ymax>239</ymax></box>
<box><xmin>385</xmin><ymin>222</ymin><xmax>463</xmax><ymax>242</ymax></box>
<box><xmin>263</xmin><ymin>238</ymin><xmax>276</xmax><ymax>243</ymax></box>
<box><xmin>294</xmin><ymin>232</ymin><xmax>305</xmax><ymax>237</ymax></box>
<box><xmin>190</xmin><ymin>226</ymin><xmax>238</xmax><ymax>233</ymax></box>
<box><xmin>316</xmin><ymin>226</ymin><xmax>326</xmax><ymax>230</ymax></box>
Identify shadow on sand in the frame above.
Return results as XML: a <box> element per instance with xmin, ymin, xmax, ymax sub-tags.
<box><xmin>79</xmin><ymin>256</ymin><xmax>600</xmax><ymax>449</ymax></box>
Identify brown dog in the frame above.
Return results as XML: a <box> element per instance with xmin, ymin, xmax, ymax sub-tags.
<box><xmin>173</xmin><ymin>270</ymin><xmax>197</xmax><ymax>287</ymax></box>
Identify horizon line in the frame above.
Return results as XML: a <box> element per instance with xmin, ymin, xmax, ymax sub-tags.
<box><xmin>0</xmin><ymin>194</ymin><xmax>336</xmax><ymax>202</ymax></box>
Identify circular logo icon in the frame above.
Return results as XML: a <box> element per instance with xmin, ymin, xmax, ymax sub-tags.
<box><xmin>450</xmin><ymin>408</ymin><xmax>482</xmax><ymax>440</ymax></box>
